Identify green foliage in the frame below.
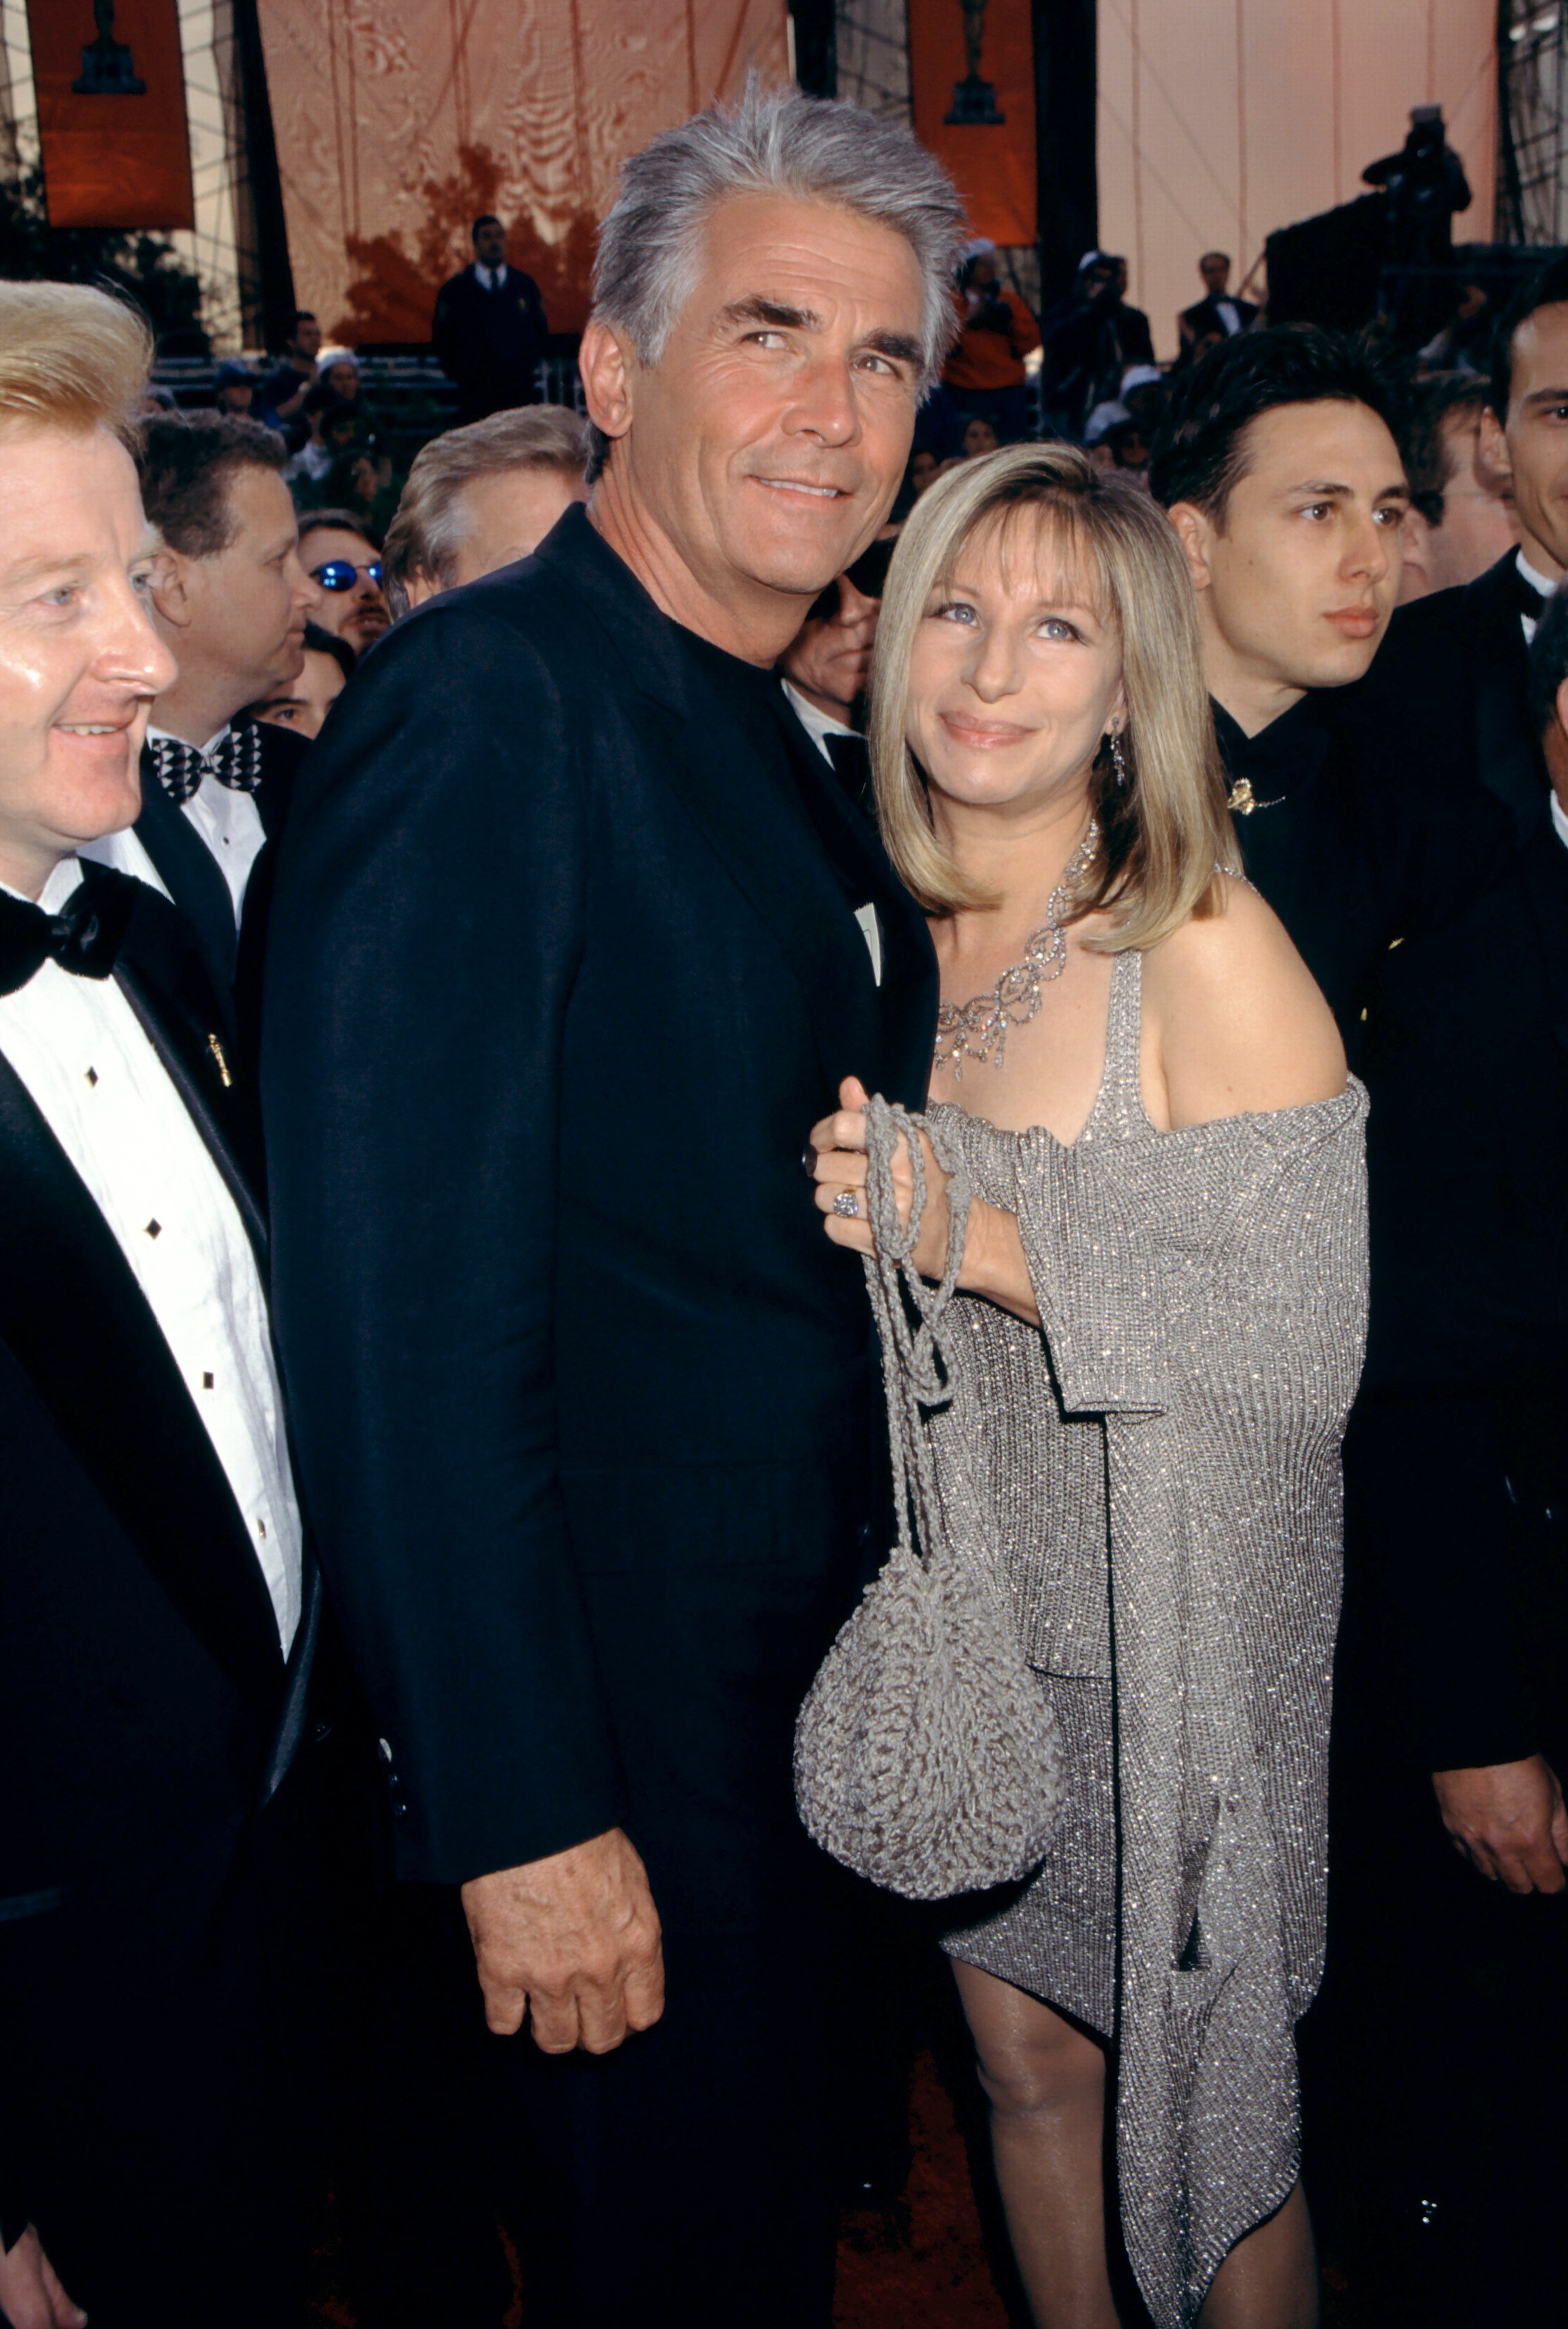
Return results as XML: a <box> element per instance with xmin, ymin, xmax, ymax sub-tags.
<box><xmin>0</xmin><ymin>165</ymin><xmax>207</xmax><ymax>352</ymax></box>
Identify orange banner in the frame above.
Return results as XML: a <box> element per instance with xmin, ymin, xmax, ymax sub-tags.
<box><xmin>256</xmin><ymin>0</ymin><xmax>790</xmax><ymax>347</ymax></box>
<box><xmin>27</xmin><ymin>0</ymin><xmax>194</xmax><ymax>230</ymax></box>
<box><xmin>909</xmin><ymin>0</ymin><xmax>1037</xmax><ymax>247</ymax></box>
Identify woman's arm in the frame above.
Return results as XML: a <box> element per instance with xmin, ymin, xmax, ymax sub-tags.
<box><xmin>808</xmin><ymin>1078</ymin><xmax>1042</xmax><ymax>1323</ymax></box>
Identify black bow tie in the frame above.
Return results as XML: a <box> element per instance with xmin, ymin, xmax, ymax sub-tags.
<box><xmin>1512</xmin><ymin>562</ymin><xmax>1552</xmax><ymax>624</ymax></box>
<box><xmin>0</xmin><ymin>860</ymin><xmax>139</xmax><ymax>999</ymax></box>
<box><xmin>147</xmin><ymin>721</ymin><xmax>265</xmax><ymax>805</ymax></box>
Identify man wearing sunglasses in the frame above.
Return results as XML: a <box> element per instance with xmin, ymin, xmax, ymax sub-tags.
<box><xmin>299</xmin><ymin>510</ymin><xmax>392</xmax><ymax>658</ymax></box>
<box><xmin>778</xmin><ymin>535</ymin><xmax>893</xmax><ymax>813</ymax></box>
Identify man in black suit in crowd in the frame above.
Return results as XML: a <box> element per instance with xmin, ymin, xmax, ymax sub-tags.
<box><xmin>263</xmin><ymin>86</ymin><xmax>959</xmax><ymax>2328</ymax></box>
<box><xmin>1176</xmin><ymin>250</ymin><xmax>1258</xmax><ymax>364</ymax></box>
<box><xmin>0</xmin><ymin>286</ymin><xmax>349</xmax><ymax>2329</ymax></box>
<box><xmin>1305</xmin><ymin>257</ymin><xmax>1568</xmax><ymax>2325</ymax></box>
<box><xmin>1150</xmin><ymin>325</ymin><xmax>1512</xmax><ymax>1037</ymax></box>
<box><xmin>433</xmin><ymin>214</ymin><xmax>549</xmax><ymax>424</ymax></box>
<box><xmin>108</xmin><ymin>411</ymin><xmax>313</xmax><ymax>1045</ymax></box>
<box><xmin>1357</xmin><ymin>251</ymin><xmax>1568</xmax><ymax>840</ymax></box>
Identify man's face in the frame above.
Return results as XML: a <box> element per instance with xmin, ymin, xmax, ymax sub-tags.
<box><xmin>252</xmin><ymin>645</ymin><xmax>346</xmax><ymax>740</ymax></box>
<box><xmin>302</xmin><ymin>524</ymin><xmax>391</xmax><ymax>652</ymax></box>
<box><xmin>779</xmin><ymin>570</ymin><xmax>881</xmax><ymax>718</ymax></box>
<box><xmin>445</xmin><ymin>465</ymin><xmax>588</xmax><ymax>587</ymax></box>
<box><xmin>160</xmin><ymin>466</ymin><xmax>311</xmax><ymax>712</ymax></box>
<box><xmin>216</xmin><ymin>381</ymin><xmax>254</xmax><ymax>416</ymax></box>
<box><xmin>1399</xmin><ymin>406</ymin><xmax>1517</xmax><ymax>602</ymax></box>
<box><xmin>1200</xmin><ymin>254</ymin><xmax>1230</xmax><ymax>296</ymax></box>
<box><xmin>473</xmin><ymin>221</ymin><xmax>507</xmax><ymax>270</ymax></box>
<box><xmin>1171</xmin><ymin>399</ymin><xmax>1407</xmax><ymax>716</ymax></box>
<box><xmin>1488</xmin><ymin>303</ymin><xmax>1568</xmax><ymax>578</ymax></box>
<box><xmin>0</xmin><ymin>426</ymin><xmax>175</xmax><ymax>893</ymax></box>
<box><xmin>588</xmin><ymin>191</ymin><xmax>926</xmax><ymax>614</ymax></box>
<box><xmin>291</xmin><ymin>317</ymin><xmax>322</xmax><ymax>364</ymax></box>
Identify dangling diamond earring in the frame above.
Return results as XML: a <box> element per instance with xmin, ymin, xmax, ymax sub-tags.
<box><xmin>1108</xmin><ymin>730</ymin><xmax>1129</xmax><ymax>788</ymax></box>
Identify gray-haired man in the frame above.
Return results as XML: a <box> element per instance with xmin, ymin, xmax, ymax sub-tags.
<box><xmin>263</xmin><ymin>88</ymin><xmax>962</xmax><ymax>2325</ymax></box>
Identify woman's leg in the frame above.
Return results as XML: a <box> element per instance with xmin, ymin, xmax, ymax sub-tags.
<box><xmin>1197</xmin><ymin>2181</ymin><xmax>1319</xmax><ymax>2329</ymax></box>
<box><xmin>952</xmin><ymin>1958</ymin><xmax>1122</xmax><ymax>2329</ymax></box>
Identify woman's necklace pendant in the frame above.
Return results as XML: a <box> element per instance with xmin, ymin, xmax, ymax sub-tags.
<box><xmin>933</xmin><ymin>819</ymin><xmax>1100</xmax><ymax>1082</ymax></box>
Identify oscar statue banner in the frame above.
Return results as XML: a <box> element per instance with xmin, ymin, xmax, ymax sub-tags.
<box><xmin>909</xmin><ymin>0</ymin><xmax>1036</xmax><ymax>247</ymax></box>
<box><xmin>27</xmin><ymin>0</ymin><xmax>194</xmax><ymax>229</ymax></box>
<box><xmin>256</xmin><ymin>0</ymin><xmax>788</xmax><ymax>346</ymax></box>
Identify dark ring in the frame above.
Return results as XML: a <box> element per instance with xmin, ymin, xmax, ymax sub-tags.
<box><xmin>801</xmin><ymin>1145</ymin><xmax>816</xmax><ymax>1177</ymax></box>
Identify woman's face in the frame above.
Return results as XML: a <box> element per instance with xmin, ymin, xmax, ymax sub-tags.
<box><xmin>325</xmin><ymin>362</ymin><xmax>359</xmax><ymax>399</ymax></box>
<box><xmin>905</xmin><ymin>510</ymin><xmax>1125</xmax><ymax>823</ymax></box>
<box><xmin>962</xmin><ymin>417</ymin><xmax>1000</xmax><ymax>459</ymax></box>
<box><xmin>909</xmin><ymin>448</ymin><xmax>938</xmax><ymax>497</ymax></box>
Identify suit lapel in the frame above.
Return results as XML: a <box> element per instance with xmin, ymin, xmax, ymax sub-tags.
<box><xmin>1521</xmin><ymin>823</ymin><xmax>1568</xmax><ymax>1060</ymax></box>
<box><xmin>135</xmin><ymin>752</ymin><xmax>240</xmax><ymax>989</ymax></box>
<box><xmin>539</xmin><ymin>509</ymin><xmax>938</xmax><ymax>1103</ymax></box>
<box><xmin>0</xmin><ymin>1055</ymin><xmax>283</xmax><ymax>1706</ymax></box>
<box><xmin>1468</xmin><ymin>557</ymin><xmax>1548</xmax><ymax>835</ymax></box>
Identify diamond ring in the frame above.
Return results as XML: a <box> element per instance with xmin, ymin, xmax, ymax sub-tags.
<box><xmin>833</xmin><ymin>1190</ymin><xmax>861</xmax><ymax>1219</ymax></box>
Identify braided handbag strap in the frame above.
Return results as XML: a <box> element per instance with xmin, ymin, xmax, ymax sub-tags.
<box><xmin>860</xmin><ymin>1095</ymin><xmax>973</xmax><ymax>1570</ymax></box>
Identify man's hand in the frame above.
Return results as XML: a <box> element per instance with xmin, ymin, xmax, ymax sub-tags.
<box><xmin>0</xmin><ymin>2224</ymin><xmax>86</xmax><ymax>2328</ymax></box>
<box><xmin>1432</xmin><ymin>1755</ymin><xmax>1568</xmax><ymax>1894</ymax></box>
<box><xmin>460</xmin><ymin>1826</ymin><xmax>664</xmax><ymax>2054</ymax></box>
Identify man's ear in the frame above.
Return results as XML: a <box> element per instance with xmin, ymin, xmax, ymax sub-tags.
<box><xmin>147</xmin><ymin>549</ymin><xmax>193</xmax><ymax>633</ymax></box>
<box><xmin>579</xmin><ymin>320</ymin><xmax>636</xmax><ymax>451</ymax></box>
<box><xmin>1166</xmin><ymin>500</ymin><xmax>1215</xmax><ymax>592</ymax></box>
<box><xmin>1398</xmin><ymin>505</ymin><xmax>1433</xmax><ymax>593</ymax></box>
<box><xmin>1478</xmin><ymin>404</ymin><xmax>1513</xmax><ymax>490</ymax></box>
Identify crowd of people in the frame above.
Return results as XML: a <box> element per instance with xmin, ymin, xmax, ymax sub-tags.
<box><xmin>0</xmin><ymin>75</ymin><xmax>1563</xmax><ymax>2329</ymax></box>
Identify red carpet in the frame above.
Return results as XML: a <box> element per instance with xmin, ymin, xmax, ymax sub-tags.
<box><xmin>835</xmin><ymin>2051</ymin><xmax>1011</xmax><ymax>2328</ymax></box>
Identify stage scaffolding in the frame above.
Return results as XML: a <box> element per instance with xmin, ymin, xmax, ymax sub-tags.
<box><xmin>1498</xmin><ymin>0</ymin><xmax>1568</xmax><ymax>244</ymax></box>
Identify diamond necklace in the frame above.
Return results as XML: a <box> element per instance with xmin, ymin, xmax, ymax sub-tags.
<box><xmin>933</xmin><ymin>819</ymin><xmax>1100</xmax><ymax>1081</ymax></box>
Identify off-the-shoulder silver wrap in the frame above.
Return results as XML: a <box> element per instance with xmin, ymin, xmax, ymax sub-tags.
<box><xmin>839</xmin><ymin>945</ymin><xmax>1368</xmax><ymax>2327</ymax></box>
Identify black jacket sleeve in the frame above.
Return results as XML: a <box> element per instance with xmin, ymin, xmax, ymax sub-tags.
<box><xmin>261</xmin><ymin>598</ymin><xmax>626</xmax><ymax>1884</ymax></box>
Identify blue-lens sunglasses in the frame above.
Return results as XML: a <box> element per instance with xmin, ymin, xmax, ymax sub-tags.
<box><xmin>311</xmin><ymin>558</ymin><xmax>383</xmax><ymax>590</ymax></box>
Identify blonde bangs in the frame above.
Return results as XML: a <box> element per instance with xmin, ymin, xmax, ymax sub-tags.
<box><xmin>869</xmin><ymin>442</ymin><xmax>1235</xmax><ymax>948</ymax></box>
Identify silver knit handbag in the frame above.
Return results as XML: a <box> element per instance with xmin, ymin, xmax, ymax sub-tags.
<box><xmin>794</xmin><ymin>1096</ymin><xmax>1064</xmax><ymax>1900</ymax></box>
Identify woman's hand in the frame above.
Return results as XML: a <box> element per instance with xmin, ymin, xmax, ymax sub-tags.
<box><xmin>807</xmin><ymin>1077</ymin><xmax>954</xmax><ymax>1279</ymax></box>
<box><xmin>806</xmin><ymin>1078</ymin><xmax>1041</xmax><ymax>1324</ymax></box>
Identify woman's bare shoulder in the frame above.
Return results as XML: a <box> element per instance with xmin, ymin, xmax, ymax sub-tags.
<box><xmin>1141</xmin><ymin>874</ymin><xmax>1347</xmax><ymax>1128</ymax></box>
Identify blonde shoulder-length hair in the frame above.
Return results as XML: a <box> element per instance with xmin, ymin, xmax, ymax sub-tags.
<box><xmin>869</xmin><ymin>441</ymin><xmax>1235</xmax><ymax>950</ymax></box>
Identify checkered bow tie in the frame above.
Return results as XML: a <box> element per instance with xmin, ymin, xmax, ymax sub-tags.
<box><xmin>148</xmin><ymin>720</ymin><xmax>266</xmax><ymax>805</ymax></box>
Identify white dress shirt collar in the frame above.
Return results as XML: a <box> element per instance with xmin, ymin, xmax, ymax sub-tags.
<box><xmin>781</xmin><ymin>678</ymin><xmax>860</xmax><ymax>766</ymax></box>
<box><xmin>475</xmin><ymin>262</ymin><xmax>508</xmax><ymax>292</ymax></box>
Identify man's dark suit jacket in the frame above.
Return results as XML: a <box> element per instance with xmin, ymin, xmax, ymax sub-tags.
<box><xmin>135</xmin><ymin>719</ymin><xmax>306</xmax><ymax>1052</ymax></box>
<box><xmin>0</xmin><ymin>881</ymin><xmax>323</xmax><ymax>2306</ymax></box>
<box><xmin>1354</xmin><ymin>548</ymin><xmax>1547</xmax><ymax>840</ymax></box>
<box><xmin>431</xmin><ymin>262</ymin><xmax>547</xmax><ymax>419</ymax></box>
<box><xmin>261</xmin><ymin>504</ymin><xmax>938</xmax><ymax>1908</ymax></box>
<box><xmin>1177</xmin><ymin>292</ymin><xmax>1258</xmax><ymax>353</ymax></box>
<box><xmin>1214</xmin><ymin>692</ymin><xmax>1514</xmax><ymax>1043</ymax></box>
<box><xmin>1329</xmin><ymin>558</ymin><xmax>1568</xmax><ymax>1772</ymax></box>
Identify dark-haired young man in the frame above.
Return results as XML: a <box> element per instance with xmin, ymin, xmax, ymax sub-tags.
<box><xmin>433</xmin><ymin>215</ymin><xmax>549</xmax><ymax>423</ymax></box>
<box><xmin>116</xmin><ymin>413</ymin><xmax>313</xmax><ymax>1029</ymax></box>
<box><xmin>1359</xmin><ymin>250</ymin><xmax>1568</xmax><ymax>835</ymax></box>
<box><xmin>1395</xmin><ymin>371</ymin><xmax>1517</xmax><ymax>602</ymax></box>
<box><xmin>1149</xmin><ymin>323</ymin><xmax>1507</xmax><ymax>1033</ymax></box>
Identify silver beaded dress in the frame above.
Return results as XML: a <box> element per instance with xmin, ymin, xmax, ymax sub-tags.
<box><xmin>927</xmin><ymin>945</ymin><xmax>1368</xmax><ymax>2329</ymax></box>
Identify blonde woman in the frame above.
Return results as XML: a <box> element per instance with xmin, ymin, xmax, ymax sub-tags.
<box><xmin>807</xmin><ymin>445</ymin><xmax>1367</xmax><ymax>2329</ymax></box>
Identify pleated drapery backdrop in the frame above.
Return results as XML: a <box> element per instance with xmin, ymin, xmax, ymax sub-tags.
<box><xmin>254</xmin><ymin>0</ymin><xmax>788</xmax><ymax>343</ymax></box>
<box><xmin>1096</xmin><ymin>0</ymin><xmax>1498</xmax><ymax>356</ymax></box>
